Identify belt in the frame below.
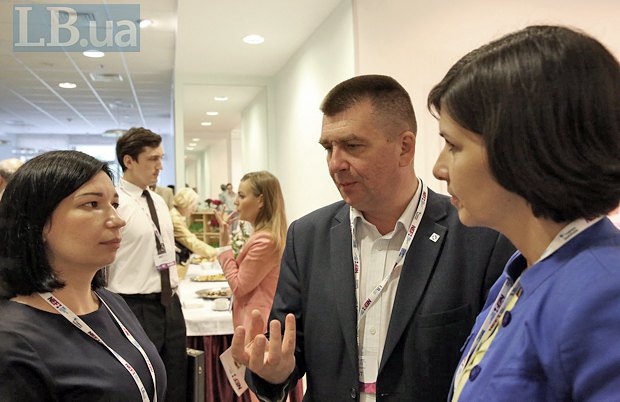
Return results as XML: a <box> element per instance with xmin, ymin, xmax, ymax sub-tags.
<box><xmin>119</xmin><ymin>292</ymin><xmax>161</xmax><ymax>301</ymax></box>
<box><xmin>119</xmin><ymin>291</ymin><xmax>177</xmax><ymax>301</ymax></box>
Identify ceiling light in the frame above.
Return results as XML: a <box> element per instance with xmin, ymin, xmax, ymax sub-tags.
<box><xmin>192</xmin><ymin>138</ymin><xmax>200</xmax><ymax>141</ymax></box>
<box><xmin>200</xmin><ymin>122</ymin><xmax>212</xmax><ymax>126</ymax></box>
<box><xmin>102</xmin><ymin>129</ymin><xmax>127</xmax><ymax>138</ymax></box>
<box><xmin>186</xmin><ymin>147</ymin><xmax>194</xmax><ymax>151</ymax></box>
<box><xmin>139</xmin><ymin>19</ymin><xmax>153</xmax><ymax>28</ymax></box>
<box><xmin>214</xmin><ymin>96</ymin><xmax>228</xmax><ymax>102</ymax></box>
<box><xmin>83</xmin><ymin>50</ymin><xmax>105</xmax><ymax>58</ymax></box>
<box><xmin>243</xmin><ymin>34</ymin><xmax>265</xmax><ymax>44</ymax></box>
<box><xmin>58</xmin><ymin>82</ymin><xmax>77</xmax><ymax>89</ymax></box>
<box><xmin>206</xmin><ymin>111</ymin><xmax>219</xmax><ymax>116</ymax></box>
<box><xmin>189</xmin><ymin>142</ymin><xmax>197</xmax><ymax>147</ymax></box>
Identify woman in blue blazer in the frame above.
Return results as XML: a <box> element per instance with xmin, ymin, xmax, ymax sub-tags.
<box><xmin>429</xmin><ymin>25</ymin><xmax>620</xmax><ymax>401</ymax></box>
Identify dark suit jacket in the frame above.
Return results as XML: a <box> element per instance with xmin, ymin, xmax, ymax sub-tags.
<box><xmin>249</xmin><ymin>190</ymin><xmax>515</xmax><ymax>401</ymax></box>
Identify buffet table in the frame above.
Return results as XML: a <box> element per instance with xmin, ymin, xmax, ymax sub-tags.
<box><xmin>179</xmin><ymin>262</ymin><xmax>234</xmax><ymax>337</ymax></box>
<box><xmin>179</xmin><ymin>262</ymin><xmax>303</xmax><ymax>402</ymax></box>
<box><xmin>179</xmin><ymin>262</ymin><xmax>246</xmax><ymax>402</ymax></box>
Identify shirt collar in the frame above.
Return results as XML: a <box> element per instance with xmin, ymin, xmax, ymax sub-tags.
<box><xmin>120</xmin><ymin>178</ymin><xmax>147</xmax><ymax>198</ymax></box>
<box><xmin>351</xmin><ymin>179</ymin><xmax>422</xmax><ymax>236</ymax></box>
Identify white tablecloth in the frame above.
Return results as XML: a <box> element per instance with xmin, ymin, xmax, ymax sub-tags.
<box><xmin>178</xmin><ymin>261</ymin><xmax>235</xmax><ymax>336</ymax></box>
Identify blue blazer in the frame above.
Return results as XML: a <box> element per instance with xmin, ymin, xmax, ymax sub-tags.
<box><xmin>454</xmin><ymin>218</ymin><xmax>620</xmax><ymax>401</ymax></box>
<box><xmin>249</xmin><ymin>190</ymin><xmax>515</xmax><ymax>401</ymax></box>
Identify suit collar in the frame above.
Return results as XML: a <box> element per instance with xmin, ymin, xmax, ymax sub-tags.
<box><xmin>330</xmin><ymin>203</ymin><xmax>358</xmax><ymax>371</ymax></box>
<box><xmin>380</xmin><ymin>190</ymin><xmax>450</xmax><ymax>372</ymax></box>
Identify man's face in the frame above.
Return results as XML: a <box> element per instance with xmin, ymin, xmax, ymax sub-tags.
<box><xmin>319</xmin><ymin>99</ymin><xmax>403</xmax><ymax>215</ymax></box>
<box><xmin>123</xmin><ymin>145</ymin><xmax>164</xmax><ymax>189</ymax></box>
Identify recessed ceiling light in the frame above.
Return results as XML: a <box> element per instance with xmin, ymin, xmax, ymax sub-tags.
<box><xmin>139</xmin><ymin>19</ymin><xmax>153</xmax><ymax>28</ymax></box>
<box><xmin>214</xmin><ymin>96</ymin><xmax>228</xmax><ymax>102</ymax></box>
<box><xmin>83</xmin><ymin>50</ymin><xmax>105</xmax><ymax>58</ymax></box>
<box><xmin>192</xmin><ymin>138</ymin><xmax>200</xmax><ymax>141</ymax></box>
<box><xmin>243</xmin><ymin>34</ymin><xmax>265</xmax><ymax>44</ymax></box>
<box><xmin>200</xmin><ymin>122</ymin><xmax>212</xmax><ymax>126</ymax></box>
<box><xmin>186</xmin><ymin>147</ymin><xmax>194</xmax><ymax>151</ymax></box>
<box><xmin>206</xmin><ymin>111</ymin><xmax>219</xmax><ymax>116</ymax></box>
<box><xmin>58</xmin><ymin>82</ymin><xmax>77</xmax><ymax>89</ymax></box>
<box><xmin>189</xmin><ymin>142</ymin><xmax>197</xmax><ymax>147</ymax></box>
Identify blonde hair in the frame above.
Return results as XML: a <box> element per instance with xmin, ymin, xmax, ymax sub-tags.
<box><xmin>241</xmin><ymin>171</ymin><xmax>287</xmax><ymax>253</ymax></box>
<box><xmin>173</xmin><ymin>187</ymin><xmax>199</xmax><ymax>210</ymax></box>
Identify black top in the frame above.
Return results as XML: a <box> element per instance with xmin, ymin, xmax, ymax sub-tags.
<box><xmin>0</xmin><ymin>288</ymin><xmax>167</xmax><ymax>401</ymax></box>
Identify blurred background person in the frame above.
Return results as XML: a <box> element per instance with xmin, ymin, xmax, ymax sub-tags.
<box><xmin>153</xmin><ymin>184</ymin><xmax>174</xmax><ymax>210</ymax></box>
<box><xmin>171</xmin><ymin>187</ymin><xmax>217</xmax><ymax>263</ymax></box>
<box><xmin>0</xmin><ymin>158</ymin><xmax>23</xmax><ymax>200</ymax></box>
<box><xmin>0</xmin><ymin>150</ymin><xmax>166</xmax><ymax>401</ymax></box>
<box><xmin>429</xmin><ymin>25</ymin><xmax>620</xmax><ymax>400</ymax></box>
<box><xmin>219</xmin><ymin>182</ymin><xmax>237</xmax><ymax>215</ymax></box>
<box><xmin>216</xmin><ymin>171</ymin><xmax>288</xmax><ymax>402</ymax></box>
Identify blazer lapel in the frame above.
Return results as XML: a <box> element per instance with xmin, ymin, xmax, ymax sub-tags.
<box><xmin>330</xmin><ymin>205</ymin><xmax>359</xmax><ymax>372</ymax></box>
<box><xmin>380</xmin><ymin>191</ymin><xmax>448</xmax><ymax>372</ymax></box>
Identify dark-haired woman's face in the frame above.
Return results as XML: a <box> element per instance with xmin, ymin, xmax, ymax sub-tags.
<box><xmin>43</xmin><ymin>171</ymin><xmax>126</xmax><ymax>276</ymax></box>
<box><xmin>433</xmin><ymin>110</ymin><xmax>519</xmax><ymax>232</ymax></box>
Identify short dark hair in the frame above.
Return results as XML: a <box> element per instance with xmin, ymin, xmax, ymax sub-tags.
<box><xmin>116</xmin><ymin>127</ymin><xmax>162</xmax><ymax>171</ymax></box>
<box><xmin>320</xmin><ymin>74</ymin><xmax>417</xmax><ymax>138</ymax></box>
<box><xmin>428</xmin><ymin>25</ymin><xmax>620</xmax><ymax>222</ymax></box>
<box><xmin>0</xmin><ymin>151</ymin><xmax>112</xmax><ymax>297</ymax></box>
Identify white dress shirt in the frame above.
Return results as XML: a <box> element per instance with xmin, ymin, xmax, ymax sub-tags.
<box><xmin>352</xmin><ymin>184</ymin><xmax>422</xmax><ymax>402</ymax></box>
<box><xmin>107</xmin><ymin>178</ymin><xmax>179</xmax><ymax>294</ymax></box>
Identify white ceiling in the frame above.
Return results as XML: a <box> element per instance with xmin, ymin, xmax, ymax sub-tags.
<box><xmin>0</xmin><ymin>0</ymin><xmax>344</xmax><ymax>155</ymax></box>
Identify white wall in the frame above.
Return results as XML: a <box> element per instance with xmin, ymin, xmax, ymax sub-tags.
<box><xmin>241</xmin><ymin>89</ymin><xmax>269</xmax><ymax>172</ymax></box>
<box><xmin>207</xmin><ymin>137</ymin><xmax>230</xmax><ymax>199</ymax></box>
<box><xmin>272</xmin><ymin>0</ymin><xmax>355</xmax><ymax>222</ymax></box>
<box><xmin>354</xmin><ymin>0</ymin><xmax>620</xmax><ymax>194</ymax></box>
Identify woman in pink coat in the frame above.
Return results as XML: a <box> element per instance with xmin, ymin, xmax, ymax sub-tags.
<box><xmin>216</xmin><ymin>171</ymin><xmax>287</xmax><ymax>333</ymax></box>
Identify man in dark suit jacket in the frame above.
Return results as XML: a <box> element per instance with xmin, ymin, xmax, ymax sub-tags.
<box><xmin>230</xmin><ymin>75</ymin><xmax>515</xmax><ymax>402</ymax></box>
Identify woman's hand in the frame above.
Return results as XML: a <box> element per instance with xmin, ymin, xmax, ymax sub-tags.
<box><xmin>216</xmin><ymin>209</ymin><xmax>238</xmax><ymax>247</ymax></box>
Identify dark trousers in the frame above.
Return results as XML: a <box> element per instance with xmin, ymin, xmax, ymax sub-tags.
<box><xmin>123</xmin><ymin>293</ymin><xmax>187</xmax><ymax>402</ymax></box>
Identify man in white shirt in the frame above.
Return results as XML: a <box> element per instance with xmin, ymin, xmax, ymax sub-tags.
<box><xmin>231</xmin><ymin>75</ymin><xmax>515</xmax><ymax>402</ymax></box>
<box><xmin>107</xmin><ymin>127</ymin><xmax>186</xmax><ymax>402</ymax></box>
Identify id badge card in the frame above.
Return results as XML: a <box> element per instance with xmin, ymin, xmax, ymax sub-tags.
<box><xmin>155</xmin><ymin>251</ymin><xmax>175</xmax><ymax>272</ymax></box>
<box><xmin>219</xmin><ymin>347</ymin><xmax>248</xmax><ymax>396</ymax></box>
<box><xmin>359</xmin><ymin>345</ymin><xmax>379</xmax><ymax>383</ymax></box>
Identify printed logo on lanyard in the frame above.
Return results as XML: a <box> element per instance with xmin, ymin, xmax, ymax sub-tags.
<box><xmin>351</xmin><ymin>179</ymin><xmax>428</xmax><ymax>326</ymax></box>
<box><xmin>40</xmin><ymin>292</ymin><xmax>157</xmax><ymax>402</ymax></box>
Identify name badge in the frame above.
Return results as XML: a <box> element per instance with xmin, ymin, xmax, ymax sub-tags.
<box><xmin>219</xmin><ymin>347</ymin><xmax>248</xmax><ymax>396</ymax></box>
<box><xmin>155</xmin><ymin>252</ymin><xmax>175</xmax><ymax>272</ymax></box>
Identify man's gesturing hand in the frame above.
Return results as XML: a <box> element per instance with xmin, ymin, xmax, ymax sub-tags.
<box><xmin>230</xmin><ymin>310</ymin><xmax>296</xmax><ymax>385</ymax></box>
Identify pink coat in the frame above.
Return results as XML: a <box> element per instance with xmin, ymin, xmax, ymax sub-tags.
<box><xmin>217</xmin><ymin>231</ymin><xmax>281</xmax><ymax>332</ymax></box>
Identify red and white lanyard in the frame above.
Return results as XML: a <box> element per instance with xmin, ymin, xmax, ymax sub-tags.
<box><xmin>453</xmin><ymin>216</ymin><xmax>604</xmax><ymax>386</ymax></box>
<box><xmin>351</xmin><ymin>179</ymin><xmax>428</xmax><ymax>327</ymax></box>
<box><xmin>39</xmin><ymin>292</ymin><xmax>157</xmax><ymax>402</ymax></box>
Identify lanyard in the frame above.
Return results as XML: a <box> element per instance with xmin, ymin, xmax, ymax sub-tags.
<box><xmin>118</xmin><ymin>184</ymin><xmax>166</xmax><ymax>253</ymax></box>
<box><xmin>351</xmin><ymin>179</ymin><xmax>428</xmax><ymax>327</ymax></box>
<box><xmin>40</xmin><ymin>292</ymin><xmax>157</xmax><ymax>402</ymax></box>
<box><xmin>453</xmin><ymin>216</ymin><xmax>604</xmax><ymax>390</ymax></box>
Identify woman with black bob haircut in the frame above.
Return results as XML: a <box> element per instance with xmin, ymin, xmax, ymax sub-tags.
<box><xmin>0</xmin><ymin>150</ymin><xmax>167</xmax><ymax>401</ymax></box>
<box><xmin>429</xmin><ymin>26</ymin><xmax>620</xmax><ymax>400</ymax></box>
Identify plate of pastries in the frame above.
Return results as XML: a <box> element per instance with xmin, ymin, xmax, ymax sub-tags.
<box><xmin>195</xmin><ymin>287</ymin><xmax>232</xmax><ymax>299</ymax></box>
<box><xmin>191</xmin><ymin>273</ymin><xmax>226</xmax><ymax>282</ymax></box>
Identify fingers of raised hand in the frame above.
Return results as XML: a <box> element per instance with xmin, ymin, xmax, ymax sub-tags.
<box><xmin>231</xmin><ymin>326</ymin><xmax>250</xmax><ymax>366</ymax></box>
